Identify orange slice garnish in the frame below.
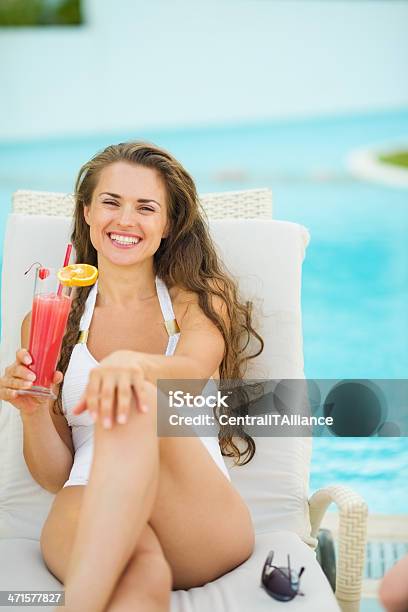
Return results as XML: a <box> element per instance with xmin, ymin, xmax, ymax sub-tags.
<box><xmin>57</xmin><ymin>264</ymin><xmax>98</xmax><ymax>287</ymax></box>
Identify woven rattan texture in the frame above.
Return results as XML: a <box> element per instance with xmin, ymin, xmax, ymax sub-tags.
<box><xmin>309</xmin><ymin>485</ymin><xmax>368</xmax><ymax>609</ymax></box>
<box><xmin>12</xmin><ymin>188</ymin><xmax>272</xmax><ymax>220</ymax></box>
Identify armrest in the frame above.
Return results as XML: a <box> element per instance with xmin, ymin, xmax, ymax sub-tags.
<box><xmin>309</xmin><ymin>485</ymin><xmax>368</xmax><ymax>611</ymax></box>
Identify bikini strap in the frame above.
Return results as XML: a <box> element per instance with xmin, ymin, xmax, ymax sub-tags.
<box><xmin>77</xmin><ymin>277</ymin><xmax>180</xmax><ymax>346</ymax></box>
<box><xmin>77</xmin><ymin>280</ymin><xmax>98</xmax><ymax>344</ymax></box>
<box><xmin>155</xmin><ymin>276</ymin><xmax>180</xmax><ymax>337</ymax></box>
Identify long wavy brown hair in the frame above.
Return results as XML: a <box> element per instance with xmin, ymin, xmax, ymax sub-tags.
<box><xmin>54</xmin><ymin>141</ymin><xmax>264</xmax><ymax>465</ymax></box>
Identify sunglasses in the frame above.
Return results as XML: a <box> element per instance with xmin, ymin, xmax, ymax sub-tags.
<box><xmin>261</xmin><ymin>551</ymin><xmax>305</xmax><ymax>602</ymax></box>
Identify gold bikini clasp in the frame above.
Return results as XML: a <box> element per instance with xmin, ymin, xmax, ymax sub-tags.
<box><xmin>77</xmin><ymin>330</ymin><xmax>89</xmax><ymax>344</ymax></box>
<box><xmin>164</xmin><ymin>319</ymin><xmax>180</xmax><ymax>336</ymax></box>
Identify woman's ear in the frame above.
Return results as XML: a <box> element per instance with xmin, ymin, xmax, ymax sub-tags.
<box><xmin>84</xmin><ymin>205</ymin><xmax>90</xmax><ymax>226</ymax></box>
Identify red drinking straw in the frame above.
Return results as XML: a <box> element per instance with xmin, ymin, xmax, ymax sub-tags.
<box><xmin>57</xmin><ymin>244</ymin><xmax>72</xmax><ymax>296</ymax></box>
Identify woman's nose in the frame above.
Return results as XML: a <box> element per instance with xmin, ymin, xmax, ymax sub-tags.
<box><xmin>118</xmin><ymin>207</ymin><xmax>137</xmax><ymax>225</ymax></box>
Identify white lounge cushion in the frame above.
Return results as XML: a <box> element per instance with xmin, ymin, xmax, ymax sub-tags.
<box><xmin>0</xmin><ymin>531</ymin><xmax>339</xmax><ymax>612</ymax></box>
<box><xmin>0</xmin><ymin>213</ymin><xmax>335</xmax><ymax>612</ymax></box>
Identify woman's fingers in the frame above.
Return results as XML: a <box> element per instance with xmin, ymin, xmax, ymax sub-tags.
<box><xmin>116</xmin><ymin>372</ymin><xmax>132</xmax><ymax>424</ymax></box>
<box><xmin>5</xmin><ymin>388</ymin><xmax>18</xmax><ymax>400</ymax></box>
<box><xmin>15</xmin><ymin>364</ymin><xmax>36</xmax><ymax>382</ymax></box>
<box><xmin>100</xmin><ymin>375</ymin><xmax>116</xmax><ymax>429</ymax></box>
<box><xmin>53</xmin><ymin>371</ymin><xmax>63</xmax><ymax>384</ymax></box>
<box><xmin>4</xmin><ymin>372</ymin><xmax>35</xmax><ymax>391</ymax></box>
<box><xmin>133</xmin><ymin>371</ymin><xmax>149</xmax><ymax>413</ymax></box>
<box><xmin>72</xmin><ymin>367</ymin><xmax>149</xmax><ymax>428</ymax></box>
<box><xmin>86</xmin><ymin>369</ymin><xmax>103</xmax><ymax>423</ymax></box>
<box><xmin>16</xmin><ymin>349</ymin><xmax>32</xmax><ymax>366</ymax></box>
<box><xmin>114</xmin><ymin>370</ymin><xmax>148</xmax><ymax>425</ymax></box>
<box><xmin>4</xmin><ymin>360</ymin><xmax>36</xmax><ymax>384</ymax></box>
<box><xmin>1</xmin><ymin>353</ymin><xmax>36</xmax><ymax>404</ymax></box>
<box><xmin>109</xmin><ymin>369</ymin><xmax>149</xmax><ymax>425</ymax></box>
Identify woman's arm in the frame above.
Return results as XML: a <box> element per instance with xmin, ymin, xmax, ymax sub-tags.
<box><xmin>20</xmin><ymin>312</ymin><xmax>74</xmax><ymax>493</ymax></box>
<box><xmin>21</xmin><ymin>409</ymin><xmax>74</xmax><ymax>493</ymax></box>
<box><xmin>134</xmin><ymin>291</ymin><xmax>228</xmax><ymax>385</ymax></box>
<box><xmin>72</xmin><ymin>292</ymin><xmax>229</xmax><ymax>425</ymax></box>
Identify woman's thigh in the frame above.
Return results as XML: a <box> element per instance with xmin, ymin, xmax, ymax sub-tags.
<box><xmin>143</xmin><ymin>379</ymin><xmax>254</xmax><ymax>589</ymax></box>
<box><xmin>40</xmin><ymin>487</ymin><xmax>169</xmax><ymax>586</ymax></box>
<box><xmin>41</xmin><ymin>386</ymin><xmax>254</xmax><ymax>589</ymax></box>
<box><xmin>40</xmin><ymin>485</ymin><xmax>85</xmax><ymax>582</ymax></box>
<box><xmin>151</xmin><ymin>433</ymin><xmax>254</xmax><ymax>589</ymax></box>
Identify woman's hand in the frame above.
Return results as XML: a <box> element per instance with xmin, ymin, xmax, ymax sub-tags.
<box><xmin>72</xmin><ymin>350</ymin><xmax>149</xmax><ymax>428</ymax></box>
<box><xmin>0</xmin><ymin>349</ymin><xmax>63</xmax><ymax>415</ymax></box>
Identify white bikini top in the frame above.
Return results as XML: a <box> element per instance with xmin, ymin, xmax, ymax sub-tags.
<box><xmin>61</xmin><ymin>276</ymin><xmax>181</xmax><ymax>436</ymax></box>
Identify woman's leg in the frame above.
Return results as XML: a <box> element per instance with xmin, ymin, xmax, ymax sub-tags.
<box><xmin>41</xmin><ymin>486</ymin><xmax>84</xmax><ymax>583</ymax></box>
<box><xmin>41</xmin><ymin>491</ymin><xmax>171</xmax><ymax>612</ymax></box>
<box><xmin>105</xmin><ymin>523</ymin><xmax>171</xmax><ymax>612</ymax></box>
<box><xmin>62</xmin><ymin>392</ymin><xmax>159</xmax><ymax>612</ymax></box>
<box><xmin>61</xmin><ymin>380</ymin><xmax>253</xmax><ymax>611</ymax></box>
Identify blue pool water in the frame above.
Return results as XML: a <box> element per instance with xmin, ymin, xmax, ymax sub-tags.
<box><xmin>1</xmin><ymin>110</ymin><xmax>407</xmax><ymax>513</ymax></box>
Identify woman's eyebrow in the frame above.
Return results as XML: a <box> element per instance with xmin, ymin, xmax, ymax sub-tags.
<box><xmin>98</xmin><ymin>192</ymin><xmax>161</xmax><ymax>206</ymax></box>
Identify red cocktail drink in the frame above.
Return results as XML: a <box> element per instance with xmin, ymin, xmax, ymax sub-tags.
<box><xmin>28</xmin><ymin>293</ymin><xmax>72</xmax><ymax>394</ymax></box>
<box><xmin>20</xmin><ymin>266</ymin><xmax>73</xmax><ymax>399</ymax></box>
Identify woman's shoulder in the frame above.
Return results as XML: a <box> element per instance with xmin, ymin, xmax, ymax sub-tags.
<box><xmin>169</xmin><ymin>280</ymin><xmax>229</xmax><ymax>328</ymax></box>
<box><xmin>168</xmin><ymin>285</ymin><xmax>196</xmax><ymax>327</ymax></box>
<box><xmin>168</xmin><ymin>285</ymin><xmax>196</xmax><ymax>306</ymax></box>
<box><xmin>168</xmin><ymin>280</ymin><xmax>221</xmax><ymax>311</ymax></box>
<box><xmin>169</xmin><ymin>278</ymin><xmax>226</xmax><ymax>304</ymax></box>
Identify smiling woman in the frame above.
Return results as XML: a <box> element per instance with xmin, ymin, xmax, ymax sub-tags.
<box><xmin>8</xmin><ymin>141</ymin><xmax>267</xmax><ymax>611</ymax></box>
<box><xmin>82</xmin><ymin>162</ymin><xmax>169</xmax><ymax>270</ymax></box>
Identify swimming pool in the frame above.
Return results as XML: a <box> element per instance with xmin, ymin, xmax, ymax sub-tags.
<box><xmin>1</xmin><ymin>109</ymin><xmax>407</xmax><ymax>512</ymax></box>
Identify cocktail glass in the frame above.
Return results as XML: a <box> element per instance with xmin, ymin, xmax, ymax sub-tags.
<box><xmin>19</xmin><ymin>266</ymin><xmax>73</xmax><ymax>400</ymax></box>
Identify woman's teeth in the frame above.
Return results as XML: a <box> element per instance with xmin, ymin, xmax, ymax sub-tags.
<box><xmin>108</xmin><ymin>233</ymin><xmax>141</xmax><ymax>248</ymax></box>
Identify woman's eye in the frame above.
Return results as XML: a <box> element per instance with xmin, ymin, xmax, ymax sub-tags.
<box><xmin>102</xmin><ymin>201</ymin><xmax>154</xmax><ymax>212</ymax></box>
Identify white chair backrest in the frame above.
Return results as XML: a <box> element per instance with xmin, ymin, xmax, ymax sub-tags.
<box><xmin>11</xmin><ymin>188</ymin><xmax>273</xmax><ymax>219</ymax></box>
<box><xmin>0</xmin><ymin>190</ymin><xmax>312</xmax><ymax>546</ymax></box>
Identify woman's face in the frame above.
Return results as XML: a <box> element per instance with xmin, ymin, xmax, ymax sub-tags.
<box><xmin>84</xmin><ymin>161</ymin><xmax>169</xmax><ymax>267</ymax></box>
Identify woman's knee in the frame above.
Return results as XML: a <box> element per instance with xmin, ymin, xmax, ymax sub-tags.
<box><xmin>93</xmin><ymin>380</ymin><xmax>158</xmax><ymax>444</ymax></box>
